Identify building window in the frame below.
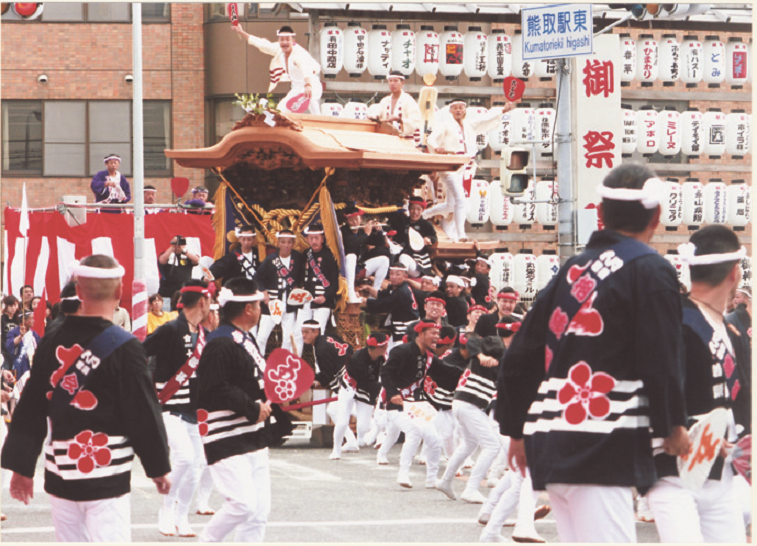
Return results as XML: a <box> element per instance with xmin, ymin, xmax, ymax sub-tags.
<box><xmin>40</xmin><ymin>2</ymin><xmax>84</xmax><ymax>22</ymax></box>
<box><xmin>44</xmin><ymin>101</ymin><xmax>87</xmax><ymax>176</ymax></box>
<box><xmin>2</xmin><ymin>2</ymin><xmax>169</xmax><ymax>22</ymax></box>
<box><xmin>142</xmin><ymin>3</ymin><xmax>170</xmax><ymax>23</ymax></box>
<box><xmin>87</xmin><ymin>2</ymin><xmax>130</xmax><ymax>23</ymax></box>
<box><xmin>88</xmin><ymin>102</ymin><xmax>131</xmax><ymax>176</ymax></box>
<box><xmin>1</xmin><ymin>101</ymin><xmax>43</xmax><ymax>174</ymax></box>
<box><xmin>144</xmin><ymin>102</ymin><xmax>172</xmax><ymax>173</ymax></box>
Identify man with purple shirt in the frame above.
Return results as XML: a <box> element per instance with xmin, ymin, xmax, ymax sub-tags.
<box><xmin>90</xmin><ymin>154</ymin><xmax>131</xmax><ymax>212</ymax></box>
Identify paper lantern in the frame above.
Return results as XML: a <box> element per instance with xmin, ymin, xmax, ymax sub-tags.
<box><xmin>487</xmin><ymin>29</ymin><xmax>511</xmax><ymax>83</ymax></box>
<box><xmin>702</xmin><ymin>109</ymin><xmax>726</xmax><ymax>157</ymax></box>
<box><xmin>463</xmin><ymin>26</ymin><xmax>487</xmax><ymax>81</ymax></box>
<box><xmin>511</xmin><ymin>31</ymin><xmax>533</xmax><ymax>79</ymax></box>
<box><xmin>726</xmin><ymin>37</ymin><xmax>749</xmax><ymax>88</ymax></box>
<box><xmin>635</xmin><ymin>34</ymin><xmax>659</xmax><ymax>86</ymax></box>
<box><xmin>415</xmin><ymin>25</ymin><xmax>440</xmax><ymax>77</ymax></box>
<box><xmin>487</xmin><ymin>102</ymin><xmax>509</xmax><ymax>154</ymax></box>
<box><xmin>511</xmin><ymin>103</ymin><xmax>536</xmax><ymax>144</ymax></box>
<box><xmin>535</xmin><ymin>103</ymin><xmax>555</xmax><ymax>155</ymax></box>
<box><xmin>749</xmin><ymin>39</ymin><xmax>753</xmax><ymax>84</ymax></box>
<box><xmin>703</xmin><ymin>35</ymin><xmax>725</xmax><ymax>87</ymax></box>
<box><xmin>343</xmin><ymin>22</ymin><xmax>368</xmax><ymax>77</ymax></box>
<box><xmin>636</xmin><ymin>106</ymin><xmax>659</xmax><ymax>156</ymax></box>
<box><xmin>726</xmin><ymin>181</ymin><xmax>750</xmax><ymax>228</ymax></box>
<box><xmin>621</xmin><ymin>104</ymin><xmax>637</xmax><ymax>157</ymax></box>
<box><xmin>535</xmin><ymin>177</ymin><xmax>558</xmax><ymax>226</ymax></box>
<box><xmin>536</xmin><ymin>253</ymin><xmax>560</xmax><ymax>290</ymax></box>
<box><xmin>664</xmin><ymin>254</ymin><xmax>690</xmax><ymax>291</ymax></box>
<box><xmin>342</xmin><ymin>101</ymin><xmax>368</xmax><ymax>120</ymax></box>
<box><xmin>391</xmin><ymin>24</ymin><xmax>415</xmax><ymax>77</ymax></box>
<box><xmin>513</xmin><ymin>179</ymin><xmax>536</xmax><ymax>225</ymax></box>
<box><xmin>320</xmin><ymin>22</ymin><xmax>343</xmax><ymax>79</ymax></box>
<box><xmin>535</xmin><ymin>58</ymin><xmax>557</xmax><ymax>80</ymax></box>
<box><xmin>682</xmin><ymin>179</ymin><xmax>705</xmax><ymax>226</ymax></box>
<box><xmin>681</xmin><ymin>108</ymin><xmax>704</xmax><ymax>156</ymax></box>
<box><xmin>658</xmin><ymin>107</ymin><xmax>681</xmax><ymax>157</ymax></box>
<box><xmin>725</xmin><ymin>110</ymin><xmax>751</xmax><ymax>158</ymax></box>
<box><xmin>681</xmin><ymin>35</ymin><xmax>704</xmax><ymax>87</ymax></box>
<box><xmin>489</xmin><ymin>180</ymin><xmax>514</xmax><ymax>228</ymax></box>
<box><xmin>489</xmin><ymin>252</ymin><xmax>514</xmax><ymax>291</ymax></box>
<box><xmin>740</xmin><ymin>254</ymin><xmax>752</xmax><ymax>289</ymax></box>
<box><xmin>660</xmin><ymin>179</ymin><xmax>683</xmax><ymax>227</ymax></box>
<box><xmin>439</xmin><ymin>26</ymin><xmax>464</xmax><ymax>80</ymax></box>
<box><xmin>321</xmin><ymin>101</ymin><xmax>343</xmax><ymax>117</ymax></box>
<box><xmin>658</xmin><ymin>34</ymin><xmax>680</xmax><ymax>87</ymax></box>
<box><xmin>513</xmin><ymin>253</ymin><xmax>538</xmax><ymax>300</ymax></box>
<box><xmin>619</xmin><ymin>34</ymin><xmax>636</xmax><ymax>86</ymax></box>
<box><xmin>466</xmin><ymin>104</ymin><xmax>489</xmax><ymax>152</ymax></box>
<box><xmin>703</xmin><ymin>180</ymin><xmax>728</xmax><ymax>224</ymax></box>
<box><xmin>466</xmin><ymin>179</ymin><xmax>490</xmax><ymax>225</ymax></box>
<box><xmin>367</xmin><ymin>24</ymin><xmax>391</xmax><ymax>80</ymax></box>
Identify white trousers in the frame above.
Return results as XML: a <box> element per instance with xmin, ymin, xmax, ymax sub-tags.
<box><xmin>647</xmin><ymin>464</ymin><xmax>746</xmax><ymax>543</ymax></box>
<box><xmin>424</xmin><ymin>169</ymin><xmax>467</xmax><ymax>242</ymax></box>
<box><xmin>332</xmin><ymin>386</ymin><xmax>374</xmax><ymax>454</ymax></box>
<box><xmin>194</xmin><ymin>465</ymin><xmax>214</xmax><ymax>512</ymax></box>
<box><xmin>345</xmin><ymin>254</ymin><xmax>390</xmax><ymax>300</ymax></box>
<box><xmin>163</xmin><ymin>413</ymin><xmax>204</xmax><ymax>518</ymax></box>
<box><xmin>280</xmin><ymin>83</ymin><xmax>322</xmax><ymax>115</ymax></box>
<box><xmin>442</xmin><ymin>400</ymin><xmax>500</xmax><ymax>495</ymax></box>
<box><xmin>254</xmin><ymin>314</ymin><xmax>276</xmax><ymax>357</ymax></box>
<box><xmin>546</xmin><ymin>483</ymin><xmax>636</xmax><ymax>542</ymax></box>
<box><xmin>49</xmin><ymin>493</ymin><xmax>131</xmax><ymax>542</ymax></box>
<box><xmin>387</xmin><ymin>407</ymin><xmax>441</xmax><ymax>480</ymax></box>
<box><xmin>327</xmin><ymin>394</ymin><xmax>357</xmax><ymax>448</ymax></box>
<box><xmin>481</xmin><ymin>468</ymin><xmax>540</xmax><ymax>539</ymax></box>
<box><xmin>432</xmin><ymin>408</ymin><xmax>456</xmax><ymax>458</ymax></box>
<box><xmin>294</xmin><ymin>305</ymin><xmax>331</xmax><ymax>356</ymax></box>
<box><xmin>200</xmin><ymin>449</ymin><xmax>271</xmax><ymax>542</ymax></box>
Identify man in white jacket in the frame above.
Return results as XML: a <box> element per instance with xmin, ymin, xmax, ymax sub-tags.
<box><xmin>377</xmin><ymin>71</ymin><xmax>422</xmax><ymax>139</ymax></box>
<box><xmin>425</xmin><ymin>99</ymin><xmax>514</xmax><ymax>242</ymax></box>
<box><xmin>232</xmin><ymin>24</ymin><xmax>322</xmax><ymax>115</ymax></box>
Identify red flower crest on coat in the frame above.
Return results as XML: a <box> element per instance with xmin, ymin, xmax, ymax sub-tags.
<box><xmin>570</xmin><ymin>274</ymin><xmax>597</xmax><ymax>303</ymax></box>
<box><xmin>558</xmin><ymin>362</ymin><xmax>615</xmax><ymax>425</ymax></box>
<box><xmin>424</xmin><ymin>375</ymin><xmax>437</xmax><ymax>395</ymax></box>
<box><xmin>197</xmin><ymin>409</ymin><xmax>209</xmax><ymax>437</ymax></box>
<box><xmin>545</xmin><ymin>346</ymin><xmax>553</xmax><ymax>373</ymax></box>
<box><xmin>67</xmin><ymin>430</ymin><xmax>111</xmax><ymax>474</ymax></box>
<box><xmin>457</xmin><ymin>369</ymin><xmax>471</xmax><ymax>388</ymax></box>
<box><xmin>549</xmin><ymin>307</ymin><xmax>569</xmax><ymax>339</ymax></box>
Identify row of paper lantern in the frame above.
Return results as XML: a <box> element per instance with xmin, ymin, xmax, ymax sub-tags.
<box><xmin>464</xmin><ymin>177</ymin><xmax>559</xmax><ymax>227</ymax></box>
<box><xmin>621</xmin><ymin>34</ymin><xmax>750</xmax><ymax>88</ymax></box>
<box><xmin>659</xmin><ymin>180</ymin><xmax>751</xmax><ymax>228</ymax></box>
<box><xmin>489</xmin><ymin>252</ymin><xmax>559</xmax><ymax>297</ymax></box>
<box><xmin>665</xmin><ymin>253</ymin><xmax>752</xmax><ymax>291</ymax></box>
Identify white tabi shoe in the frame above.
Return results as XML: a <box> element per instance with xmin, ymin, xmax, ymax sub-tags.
<box><xmin>397</xmin><ymin>471</ymin><xmax>413</xmax><ymax>489</ymax></box>
<box><xmin>460</xmin><ymin>490</ymin><xmax>487</xmax><ymax>504</ymax></box>
<box><xmin>342</xmin><ymin>443</ymin><xmax>359</xmax><ymax>453</ymax></box>
<box><xmin>511</xmin><ymin>532</ymin><xmax>546</xmax><ymax>543</ymax></box>
<box><xmin>435</xmin><ymin>479</ymin><xmax>457</xmax><ymax>500</ymax></box>
<box><xmin>329</xmin><ymin>450</ymin><xmax>341</xmax><ymax>460</ymax></box>
<box><xmin>479</xmin><ymin>532</ymin><xmax>507</xmax><ymax>543</ymax></box>
<box><xmin>377</xmin><ymin>454</ymin><xmax>390</xmax><ymax>465</ymax></box>
<box><xmin>158</xmin><ymin>502</ymin><xmax>177</xmax><ymax>536</ymax></box>
<box><xmin>477</xmin><ymin>511</ymin><xmax>491</xmax><ymax>525</ymax></box>
<box><xmin>195</xmin><ymin>507</ymin><xmax>215</xmax><ymax>516</ymax></box>
<box><xmin>463</xmin><ymin>456</ymin><xmax>476</xmax><ymax>469</ymax></box>
<box><xmin>175</xmin><ymin>514</ymin><xmax>197</xmax><ymax>538</ymax></box>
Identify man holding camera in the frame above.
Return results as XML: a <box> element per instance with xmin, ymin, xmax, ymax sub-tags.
<box><xmin>158</xmin><ymin>236</ymin><xmax>200</xmax><ymax>310</ymax></box>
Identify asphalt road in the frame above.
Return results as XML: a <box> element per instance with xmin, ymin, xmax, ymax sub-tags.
<box><xmin>1</xmin><ymin>437</ymin><xmax>665</xmax><ymax>543</ymax></box>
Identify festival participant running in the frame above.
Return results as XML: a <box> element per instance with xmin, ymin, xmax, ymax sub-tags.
<box><xmin>144</xmin><ymin>280</ymin><xmax>212</xmax><ymax>538</ymax></box>
<box><xmin>497</xmin><ymin>164</ymin><xmax>690</xmax><ymax>542</ymax></box>
<box><xmin>363</xmin><ymin>262</ymin><xmax>420</xmax><ymax>351</ymax></box>
<box><xmin>475</xmin><ymin>287</ymin><xmax>519</xmax><ymax>337</ymax></box>
<box><xmin>232</xmin><ymin>24</ymin><xmax>322</xmax><ymax>115</ymax></box>
<box><xmin>377</xmin><ymin>71</ymin><xmax>422</xmax><ymax>139</ymax></box>
<box><xmin>1</xmin><ymin>255</ymin><xmax>171</xmax><ymax>542</ymax></box>
<box><xmin>647</xmin><ymin>225</ymin><xmax>747</xmax><ymax>543</ymax></box>
<box><xmin>196</xmin><ymin>278</ymin><xmax>293</xmax><ymax>542</ymax></box>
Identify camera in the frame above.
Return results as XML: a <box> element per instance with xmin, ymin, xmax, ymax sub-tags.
<box><xmin>37</xmin><ymin>74</ymin><xmax>48</xmax><ymax>84</ymax></box>
<box><xmin>175</xmin><ymin>236</ymin><xmax>187</xmax><ymax>246</ymax></box>
<box><xmin>125</xmin><ymin>74</ymin><xmax>134</xmax><ymax>83</ymax></box>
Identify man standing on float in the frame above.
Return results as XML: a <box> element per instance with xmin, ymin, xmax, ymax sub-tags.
<box><xmin>232</xmin><ymin>24</ymin><xmax>322</xmax><ymax>115</ymax></box>
<box><xmin>378</xmin><ymin>71</ymin><xmax>422</xmax><ymax>139</ymax></box>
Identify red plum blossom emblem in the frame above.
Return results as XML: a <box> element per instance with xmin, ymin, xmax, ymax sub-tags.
<box><xmin>558</xmin><ymin>362</ymin><xmax>615</xmax><ymax>425</ymax></box>
<box><xmin>549</xmin><ymin>307</ymin><xmax>569</xmax><ymax>339</ymax></box>
<box><xmin>67</xmin><ymin>430</ymin><xmax>111</xmax><ymax>473</ymax></box>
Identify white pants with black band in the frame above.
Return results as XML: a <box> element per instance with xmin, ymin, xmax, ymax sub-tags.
<box><xmin>332</xmin><ymin>386</ymin><xmax>374</xmax><ymax>454</ymax></box>
<box><xmin>200</xmin><ymin>449</ymin><xmax>271</xmax><ymax>542</ymax></box>
<box><xmin>163</xmin><ymin>413</ymin><xmax>204</xmax><ymax>520</ymax></box>
<box><xmin>49</xmin><ymin>493</ymin><xmax>131</xmax><ymax>542</ymax></box>
<box><xmin>387</xmin><ymin>406</ymin><xmax>441</xmax><ymax>483</ymax></box>
<box><xmin>423</xmin><ymin>168</ymin><xmax>467</xmax><ymax>242</ymax></box>
<box><xmin>345</xmin><ymin>254</ymin><xmax>390</xmax><ymax>301</ymax></box>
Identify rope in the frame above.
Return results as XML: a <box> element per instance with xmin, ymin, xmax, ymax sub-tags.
<box><xmin>292</xmin><ymin>167</ymin><xmax>334</xmax><ymax>233</ymax></box>
<box><xmin>357</xmin><ymin>205</ymin><xmax>402</xmax><ymax>214</ymax></box>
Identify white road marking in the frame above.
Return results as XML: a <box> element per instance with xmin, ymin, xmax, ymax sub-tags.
<box><xmin>269</xmin><ymin>459</ymin><xmax>343</xmax><ymax>482</ymax></box>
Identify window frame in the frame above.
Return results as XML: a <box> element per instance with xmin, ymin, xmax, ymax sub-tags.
<box><xmin>1</xmin><ymin>100</ymin><xmax>44</xmax><ymax>176</ymax></box>
<box><xmin>2</xmin><ymin>2</ymin><xmax>170</xmax><ymax>23</ymax></box>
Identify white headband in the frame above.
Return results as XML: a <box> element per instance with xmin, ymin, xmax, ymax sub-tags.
<box><xmin>210</xmin><ymin>303</ymin><xmax>220</xmax><ymax>310</ymax></box>
<box><xmin>217</xmin><ymin>287</ymin><xmax>265</xmax><ymax>307</ymax></box>
<box><xmin>596</xmin><ymin>177</ymin><xmax>663</xmax><ymax>210</ymax></box>
<box><xmin>235</xmin><ymin>228</ymin><xmax>255</xmax><ymax>237</ymax></box>
<box><xmin>736</xmin><ymin>288</ymin><xmax>752</xmax><ymax>298</ymax></box>
<box><xmin>388</xmin><ymin>74</ymin><xmax>405</xmax><ymax>80</ymax></box>
<box><xmin>422</xmin><ymin>275</ymin><xmax>441</xmax><ymax>286</ymax></box>
<box><xmin>276</xmin><ymin>232</ymin><xmax>296</xmax><ymax>239</ymax></box>
<box><xmin>103</xmin><ymin>155</ymin><xmax>121</xmax><ymax>164</ymax></box>
<box><xmin>143</xmin><ymin>188</ymin><xmax>157</xmax><ymax>193</ymax></box>
<box><xmin>446</xmin><ymin>275</ymin><xmax>465</xmax><ymax>287</ymax></box>
<box><xmin>73</xmin><ymin>264</ymin><xmax>125</xmax><ymax>279</ymax></box>
<box><xmin>449</xmin><ymin>100</ymin><xmax>467</xmax><ymax>106</ymax></box>
<box><xmin>304</xmin><ymin>227</ymin><xmax>324</xmax><ymax>235</ymax></box>
<box><xmin>677</xmin><ymin>243</ymin><xmax>747</xmax><ymax>266</ymax></box>
<box><xmin>61</xmin><ymin>296</ymin><xmax>81</xmax><ymax>301</ymax></box>
<box><xmin>277</xmin><ymin>31</ymin><xmax>296</xmax><ymax>36</ymax></box>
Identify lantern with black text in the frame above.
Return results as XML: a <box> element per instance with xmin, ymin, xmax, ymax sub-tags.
<box><xmin>488</xmin><ymin>102</ymin><xmax>509</xmax><ymax>155</ymax></box>
<box><xmin>636</xmin><ymin>106</ymin><xmax>659</xmax><ymax>156</ymax></box>
<box><xmin>511</xmin><ymin>103</ymin><xmax>536</xmax><ymax>144</ymax></box>
<box><xmin>702</xmin><ymin>108</ymin><xmax>726</xmax><ymax>158</ymax></box>
<box><xmin>681</xmin><ymin>108</ymin><xmax>703</xmax><ymax>156</ymax></box>
<box><xmin>703</xmin><ymin>35</ymin><xmax>725</xmax><ymax>88</ymax></box>
<box><xmin>391</xmin><ymin>24</ymin><xmax>415</xmax><ymax>78</ymax></box>
<box><xmin>658</xmin><ymin>107</ymin><xmax>681</xmax><ymax>157</ymax></box>
<box><xmin>513</xmin><ymin>179</ymin><xmax>536</xmax><ymax>225</ymax></box>
<box><xmin>621</xmin><ymin>104</ymin><xmax>637</xmax><ymax>157</ymax></box>
<box><xmin>535</xmin><ymin>103</ymin><xmax>555</xmax><ymax>155</ymax></box>
<box><xmin>681</xmin><ymin>35</ymin><xmax>703</xmax><ymax>87</ymax></box>
<box><xmin>619</xmin><ymin>34</ymin><xmax>636</xmax><ymax>86</ymax></box>
<box><xmin>658</xmin><ymin>34</ymin><xmax>680</xmax><ymax>87</ymax></box>
<box><xmin>512</xmin><ymin>31</ymin><xmax>532</xmax><ymax>79</ymax></box>
<box><xmin>489</xmin><ymin>179</ymin><xmax>514</xmax><ymax>228</ymax></box>
<box><xmin>661</xmin><ymin>178</ymin><xmax>683</xmax><ymax>227</ymax></box>
<box><xmin>635</xmin><ymin>34</ymin><xmax>658</xmax><ymax>87</ymax></box>
<box><xmin>464</xmin><ymin>27</ymin><xmax>487</xmax><ymax>81</ymax></box>
<box><xmin>343</xmin><ymin>22</ymin><xmax>368</xmax><ymax>77</ymax></box>
<box><xmin>726</xmin><ymin>37</ymin><xmax>749</xmax><ymax>88</ymax></box>
<box><xmin>487</xmin><ymin>30</ymin><xmax>511</xmax><ymax>83</ymax></box>
<box><xmin>535</xmin><ymin>58</ymin><xmax>557</xmax><ymax>80</ymax></box>
<box><xmin>466</xmin><ymin>179</ymin><xmax>490</xmax><ymax>226</ymax></box>
<box><xmin>535</xmin><ymin>177</ymin><xmax>557</xmax><ymax>227</ymax></box>
<box><xmin>320</xmin><ymin>22</ymin><xmax>343</xmax><ymax>79</ymax></box>
<box><xmin>342</xmin><ymin>101</ymin><xmax>368</xmax><ymax>120</ymax></box>
<box><xmin>748</xmin><ymin>38</ymin><xmax>752</xmax><ymax>85</ymax></box>
<box><xmin>489</xmin><ymin>252</ymin><xmax>514</xmax><ymax>291</ymax></box>
<box><xmin>703</xmin><ymin>180</ymin><xmax>728</xmax><ymax>224</ymax></box>
<box><xmin>740</xmin><ymin>254</ymin><xmax>752</xmax><ymax>289</ymax></box>
<box><xmin>513</xmin><ymin>252</ymin><xmax>537</xmax><ymax>300</ymax></box>
<box><xmin>726</xmin><ymin>181</ymin><xmax>750</xmax><ymax>229</ymax></box>
<box><xmin>536</xmin><ymin>252</ymin><xmax>560</xmax><ymax>290</ymax></box>
<box><xmin>682</xmin><ymin>178</ymin><xmax>705</xmax><ymax>226</ymax></box>
<box><xmin>664</xmin><ymin>254</ymin><xmax>690</xmax><ymax>291</ymax></box>
<box><xmin>367</xmin><ymin>24</ymin><xmax>391</xmax><ymax>80</ymax></box>
<box><xmin>439</xmin><ymin>26</ymin><xmax>464</xmax><ymax>81</ymax></box>
<box><xmin>467</xmin><ymin>104</ymin><xmax>489</xmax><ymax>152</ymax></box>
<box><xmin>725</xmin><ymin>110</ymin><xmax>750</xmax><ymax>158</ymax></box>
<box><xmin>415</xmin><ymin>26</ymin><xmax>439</xmax><ymax>77</ymax></box>
<box><xmin>321</xmin><ymin>101</ymin><xmax>343</xmax><ymax>117</ymax></box>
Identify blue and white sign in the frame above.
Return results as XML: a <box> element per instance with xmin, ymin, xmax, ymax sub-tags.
<box><xmin>521</xmin><ymin>4</ymin><xmax>593</xmax><ymax>61</ymax></box>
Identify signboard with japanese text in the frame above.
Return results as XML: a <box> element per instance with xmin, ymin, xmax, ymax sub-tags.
<box><xmin>571</xmin><ymin>34</ymin><xmax>622</xmax><ymax>234</ymax></box>
<box><xmin>521</xmin><ymin>4</ymin><xmax>593</xmax><ymax>61</ymax></box>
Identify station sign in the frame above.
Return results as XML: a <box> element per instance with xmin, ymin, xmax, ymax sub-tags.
<box><xmin>521</xmin><ymin>4</ymin><xmax>593</xmax><ymax>60</ymax></box>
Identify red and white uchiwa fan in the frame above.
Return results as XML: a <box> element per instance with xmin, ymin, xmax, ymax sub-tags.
<box><xmin>658</xmin><ymin>107</ymin><xmax>681</xmax><ymax>157</ymax></box>
<box><xmin>703</xmin><ymin>179</ymin><xmax>728</xmax><ymax>225</ymax></box>
<box><xmin>619</xmin><ymin>34</ymin><xmax>636</xmax><ymax>86</ymax></box>
<box><xmin>731</xmin><ymin>434</ymin><xmax>751</xmax><ymax>485</ymax></box>
<box><xmin>415</xmin><ymin>25</ymin><xmax>440</xmax><ymax>77</ymax></box>
<box><xmin>725</xmin><ymin>110</ymin><xmax>751</xmax><ymax>158</ymax></box>
<box><xmin>681</xmin><ymin>35</ymin><xmax>704</xmax><ymax>88</ymax></box>
<box><xmin>341</xmin><ymin>101</ymin><xmax>368</xmax><ymax>120</ymax></box>
<box><xmin>511</xmin><ymin>31</ymin><xmax>533</xmax><ymax>79</ymax></box>
<box><xmin>488</xmin><ymin>102</ymin><xmax>510</xmax><ymax>155</ymax></box>
<box><xmin>702</xmin><ymin>109</ymin><xmax>727</xmax><ymax>157</ymax></box>
<box><xmin>726</xmin><ymin>181</ymin><xmax>751</xmax><ymax>228</ymax></box>
<box><xmin>635</xmin><ymin>34</ymin><xmax>659</xmax><ymax>87</ymax></box>
<box><xmin>681</xmin><ymin>108</ymin><xmax>704</xmax><ymax>157</ymax></box>
<box><xmin>489</xmin><ymin>179</ymin><xmax>514</xmax><ymax>229</ymax></box>
<box><xmin>658</xmin><ymin>34</ymin><xmax>680</xmax><ymax>87</ymax></box>
<box><xmin>463</xmin><ymin>26</ymin><xmax>487</xmax><ymax>81</ymax></box>
<box><xmin>367</xmin><ymin>24</ymin><xmax>391</xmax><ymax>80</ymax></box>
<box><xmin>465</xmin><ymin>179</ymin><xmax>490</xmax><ymax>226</ymax></box>
<box><xmin>636</xmin><ymin>106</ymin><xmax>659</xmax><ymax>156</ymax></box>
<box><xmin>535</xmin><ymin>177</ymin><xmax>557</xmax><ymax>227</ymax></box>
<box><xmin>664</xmin><ymin>253</ymin><xmax>691</xmax><ymax>292</ymax></box>
<box><xmin>660</xmin><ymin>178</ymin><xmax>683</xmax><ymax>228</ymax></box>
<box><xmin>682</xmin><ymin>178</ymin><xmax>705</xmax><ymax>226</ymax></box>
<box><xmin>320</xmin><ymin>22</ymin><xmax>344</xmax><ymax>79</ymax></box>
<box><xmin>489</xmin><ymin>252</ymin><xmax>514</xmax><ymax>292</ymax></box>
<box><xmin>726</xmin><ymin>37</ymin><xmax>749</xmax><ymax>88</ymax></box>
<box><xmin>511</xmin><ymin>103</ymin><xmax>536</xmax><ymax>144</ymax></box>
<box><xmin>703</xmin><ymin>35</ymin><xmax>726</xmax><ymax>88</ymax></box>
<box><xmin>535</xmin><ymin>104</ymin><xmax>555</xmax><ymax>155</ymax></box>
<box><xmin>321</xmin><ymin>101</ymin><xmax>343</xmax><ymax>118</ymax></box>
<box><xmin>439</xmin><ymin>26</ymin><xmax>464</xmax><ymax>81</ymax></box>
<box><xmin>343</xmin><ymin>22</ymin><xmax>368</xmax><ymax>78</ymax></box>
<box><xmin>487</xmin><ymin>29</ymin><xmax>511</xmax><ymax>83</ymax></box>
<box><xmin>513</xmin><ymin>179</ymin><xmax>536</xmax><ymax>226</ymax></box>
<box><xmin>513</xmin><ymin>252</ymin><xmax>537</xmax><ymax>301</ymax></box>
<box><xmin>391</xmin><ymin>24</ymin><xmax>415</xmax><ymax>78</ymax></box>
<box><xmin>535</xmin><ymin>252</ymin><xmax>560</xmax><ymax>290</ymax></box>
<box><xmin>621</xmin><ymin>105</ymin><xmax>637</xmax><ymax>157</ymax></box>
<box><xmin>678</xmin><ymin>408</ymin><xmax>729</xmax><ymax>491</ymax></box>
<box><xmin>466</xmin><ymin>104</ymin><xmax>489</xmax><ymax>152</ymax></box>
